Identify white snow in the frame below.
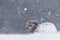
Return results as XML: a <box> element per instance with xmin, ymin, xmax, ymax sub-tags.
<box><xmin>24</xmin><ymin>8</ymin><xmax>27</xmax><ymax>11</ymax></box>
<box><xmin>0</xmin><ymin>33</ymin><xmax>60</xmax><ymax>40</ymax></box>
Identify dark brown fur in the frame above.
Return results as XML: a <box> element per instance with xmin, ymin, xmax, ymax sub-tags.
<box><xmin>25</xmin><ymin>20</ymin><xmax>38</xmax><ymax>33</ymax></box>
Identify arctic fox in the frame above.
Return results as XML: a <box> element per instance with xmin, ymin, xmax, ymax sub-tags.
<box><xmin>26</xmin><ymin>20</ymin><xmax>57</xmax><ymax>33</ymax></box>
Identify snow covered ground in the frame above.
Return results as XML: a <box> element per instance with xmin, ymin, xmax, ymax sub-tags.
<box><xmin>0</xmin><ymin>33</ymin><xmax>60</xmax><ymax>40</ymax></box>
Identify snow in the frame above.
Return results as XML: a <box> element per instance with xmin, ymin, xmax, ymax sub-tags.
<box><xmin>24</xmin><ymin>8</ymin><xmax>27</xmax><ymax>11</ymax></box>
<box><xmin>0</xmin><ymin>33</ymin><xmax>60</xmax><ymax>40</ymax></box>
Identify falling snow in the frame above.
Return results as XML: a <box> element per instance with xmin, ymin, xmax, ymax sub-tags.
<box><xmin>24</xmin><ymin>8</ymin><xmax>27</xmax><ymax>11</ymax></box>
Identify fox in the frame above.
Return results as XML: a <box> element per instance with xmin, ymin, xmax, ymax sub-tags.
<box><xmin>25</xmin><ymin>20</ymin><xmax>57</xmax><ymax>33</ymax></box>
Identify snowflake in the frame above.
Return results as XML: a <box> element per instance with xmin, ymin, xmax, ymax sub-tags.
<box><xmin>24</xmin><ymin>8</ymin><xmax>27</xmax><ymax>11</ymax></box>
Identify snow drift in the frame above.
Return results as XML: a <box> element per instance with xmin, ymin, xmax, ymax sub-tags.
<box><xmin>0</xmin><ymin>33</ymin><xmax>60</xmax><ymax>40</ymax></box>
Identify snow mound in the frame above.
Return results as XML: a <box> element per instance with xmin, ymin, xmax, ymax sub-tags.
<box><xmin>0</xmin><ymin>33</ymin><xmax>60</xmax><ymax>40</ymax></box>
